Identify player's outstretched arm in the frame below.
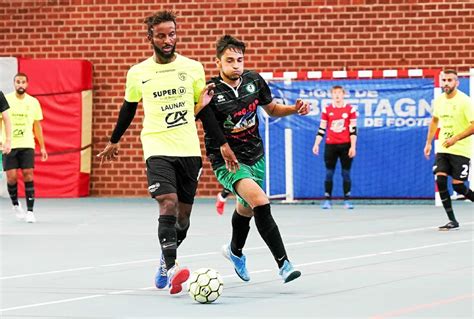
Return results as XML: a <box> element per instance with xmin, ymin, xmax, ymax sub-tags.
<box><xmin>263</xmin><ymin>98</ymin><xmax>310</xmax><ymax>117</ymax></box>
<box><xmin>97</xmin><ymin>100</ymin><xmax>138</xmax><ymax>165</ymax></box>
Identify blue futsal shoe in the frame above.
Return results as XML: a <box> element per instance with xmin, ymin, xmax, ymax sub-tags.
<box><xmin>322</xmin><ymin>199</ymin><xmax>332</xmax><ymax>209</ymax></box>
<box><xmin>154</xmin><ymin>254</ymin><xmax>168</xmax><ymax>289</ymax></box>
<box><xmin>344</xmin><ymin>200</ymin><xmax>354</xmax><ymax>209</ymax></box>
<box><xmin>279</xmin><ymin>260</ymin><xmax>301</xmax><ymax>283</ymax></box>
<box><xmin>222</xmin><ymin>244</ymin><xmax>250</xmax><ymax>281</ymax></box>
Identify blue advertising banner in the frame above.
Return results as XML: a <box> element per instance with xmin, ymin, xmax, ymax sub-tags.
<box><xmin>261</xmin><ymin>78</ymin><xmax>436</xmax><ymax>199</ymax></box>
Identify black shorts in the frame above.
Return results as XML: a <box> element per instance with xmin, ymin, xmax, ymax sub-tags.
<box><xmin>2</xmin><ymin>148</ymin><xmax>35</xmax><ymax>171</ymax></box>
<box><xmin>146</xmin><ymin>156</ymin><xmax>202</xmax><ymax>204</ymax></box>
<box><xmin>324</xmin><ymin>143</ymin><xmax>352</xmax><ymax>170</ymax></box>
<box><xmin>434</xmin><ymin>153</ymin><xmax>471</xmax><ymax>181</ymax></box>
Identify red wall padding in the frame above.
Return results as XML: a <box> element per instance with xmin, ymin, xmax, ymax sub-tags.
<box><xmin>17</xmin><ymin>58</ymin><xmax>92</xmax><ymax>197</ymax></box>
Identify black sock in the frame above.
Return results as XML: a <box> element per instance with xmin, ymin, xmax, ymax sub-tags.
<box><xmin>324</xmin><ymin>181</ymin><xmax>333</xmax><ymax>199</ymax></box>
<box><xmin>7</xmin><ymin>183</ymin><xmax>19</xmax><ymax>206</ymax></box>
<box><xmin>176</xmin><ymin>219</ymin><xmax>190</xmax><ymax>247</ymax></box>
<box><xmin>436</xmin><ymin>176</ymin><xmax>456</xmax><ymax>222</ymax></box>
<box><xmin>253</xmin><ymin>204</ymin><xmax>288</xmax><ymax>268</ymax></box>
<box><xmin>221</xmin><ymin>188</ymin><xmax>231</xmax><ymax>199</ymax></box>
<box><xmin>452</xmin><ymin>183</ymin><xmax>474</xmax><ymax>202</ymax></box>
<box><xmin>158</xmin><ymin>215</ymin><xmax>177</xmax><ymax>269</ymax></box>
<box><xmin>230</xmin><ymin>210</ymin><xmax>251</xmax><ymax>257</ymax></box>
<box><xmin>343</xmin><ymin>181</ymin><xmax>351</xmax><ymax>200</ymax></box>
<box><xmin>25</xmin><ymin>181</ymin><xmax>35</xmax><ymax>212</ymax></box>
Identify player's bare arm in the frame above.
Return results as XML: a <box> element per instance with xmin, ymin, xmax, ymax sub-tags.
<box><xmin>33</xmin><ymin>120</ymin><xmax>48</xmax><ymax>161</ymax></box>
<box><xmin>424</xmin><ymin>116</ymin><xmax>439</xmax><ymax>159</ymax></box>
<box><xmin>312</xmin><ymin>120</ymin><xmax>327</xmax><ymax>156</ymax></box>
<box><xmin>443</xmin><ymin>121</ymin><xmax>474</xmax><ymax>148</ymax></box>
<box><xmin>263</xmin><ymin>98</ymin><xmax>310</xmax><ymax>117</ymax></box>
<box><xmin>1</xmin><ymin>110</ymin><xmax>12</xmax><ymax>154</ymax></box>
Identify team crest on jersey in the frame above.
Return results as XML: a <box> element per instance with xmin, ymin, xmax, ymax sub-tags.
<box><xmin>246</xmin><ymin>84</ymin><xmax>256</xmax><ymax>93</ymax></box>
<box><xmin>217</xmin><ymin>94</ymin><xmax>226</xmax><ymax>103</ymax></box>
<box><xmin>178</xmin><ymin>72</ymin><xmax>187</xmax><ymax>81</ymax></box>
<box><xmin>342</xmin><ymin>113</ymin><xmax>348</xmax><ymax>119</ymax></box>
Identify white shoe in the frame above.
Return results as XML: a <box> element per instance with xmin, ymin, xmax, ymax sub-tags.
<box><xmin>13</xmin><ymin>204</ymin><xmax>26</xmax><ymax>220</ymax></box>
<box><xmin>25</xmin><ymin>211</ymin><xmax>36</xmax><ymax>223</ymax></box>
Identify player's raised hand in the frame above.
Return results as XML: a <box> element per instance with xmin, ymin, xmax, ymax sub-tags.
<box><xmin>295</xmin><ymin>98</ymin><xmax>310</xmax><ymax>115</ymax></box>
<box><xmin>97</xmin><ymin>142</ymin><xmax>120</xmax><ymax>165</ymax></box>
<box><xmin>195</xmin><ymin>83</ymin><xmax>216</xmax><ymax>114</ymax></box>
<box><xmin>220</xmin><ymin>143</ymin><xmax>239</xmax><ymax>173</ymax></box>
<box><xmin>423</xmin><ymin>143</ymin><xmax>432</xmax><ymax>159</ymax></box>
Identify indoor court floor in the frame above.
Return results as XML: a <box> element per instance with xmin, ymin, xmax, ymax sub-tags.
<box><xmin>1</xmin><ymin>197</ymin><xmax>473</xmax><ymax>318</ymax></box>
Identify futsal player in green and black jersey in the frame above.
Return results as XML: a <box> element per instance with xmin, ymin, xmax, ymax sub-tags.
<box><xmin>198</xmin><ymin>35</ymin><xmax>310</xmax><ymax>283</ymax></box>
<box><xmin>98</xmin><ymin>10</ymin><xmax>220</xmax><ymax>295</ymax></box>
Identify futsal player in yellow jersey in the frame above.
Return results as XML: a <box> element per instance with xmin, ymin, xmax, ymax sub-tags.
<box><xmin>424</xmin><ymin>69</ymin><xmax>474</xmax><ymax>230</ymax></box>
<box><xmin>98</xmin><ymin>10</ymin><xmax>222</xmax><ymax>295</ymax></box>
<box><xmin>3</xmin><ymin>73</ymin><xmax>48</xmax><ymax>224</ymax></box>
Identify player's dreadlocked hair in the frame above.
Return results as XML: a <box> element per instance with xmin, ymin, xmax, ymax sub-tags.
<box><xmin>144</xmin><ymin>10</ymin><xmax>177</xmax><ymax>39</ymax></box>
<box><xmin>216</xmin><ymin>35</ymin><xmax>246</xmax><ymax>59</ymax></box>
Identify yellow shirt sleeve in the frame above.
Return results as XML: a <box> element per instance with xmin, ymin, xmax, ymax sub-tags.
<box><xmin>125</xmin><ymin>67</ymin><xmax>142</xmax><ymax>103</ymax></box>
<box><xmin>193</xmin><ymin>65</ymin><xmax>205</xmax><ymax>104</ymax></box>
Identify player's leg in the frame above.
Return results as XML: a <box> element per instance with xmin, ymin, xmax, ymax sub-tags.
<box><xmin>434</xmin><ymin>154</ymin><xmax>458</xmax><ymax>230</ymax></box>
<box><xmin>17</xmin><ymin>149</ymin><xmax>36</xmax><ymax>222</ymax></box>
<box><xmin>339</xmin><ymin>143</ymin><xmax>354</xmax><ymax>209</ymax></box>
<box><xmin>450</xmin><ymin>155</ymin><xmax>474</xmax><ymax>202</ymax></box>
<box><xmin>175</xmin><ymin>156</ymin><xmax>202</xmax><ymax>247</ymax></box>
<box><xmin>214</xmin><ymin>164</ymin><xmax>252</xmax><ymax>281</ymax></box>
<box><xmin>234</xmin><ymin>157</ymin><xmax>301</xmax><ymax>283</ymax></box>
<box><xmin>3</xmin><ymin>149</ymin><xmax>25</xmax><ymax>220</ymax></box>
<box><xmin>146</xmin><ymin>156</ymin><xmax>187</xmax><ymax>292</ymax></box>
<box><xmin>221</xmin><ymin>202</ymin><xmax>253</xmax><ymax>281</ymax></box>
<box><xmin>323</xmin><ymin>144</ymin><xmax>337</xmax><ymax>209</ymax></box>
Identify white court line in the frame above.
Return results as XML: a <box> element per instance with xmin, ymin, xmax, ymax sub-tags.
<box><xmin>1</xmin><ymin>222</ymin><xmax>472</xmax><ymax>281</ymax></box>
<box><xmin>0</xmin><ymin>295</ymin><xmax>105</xmax><ymax>312</ymax></box>
<box><xmin>1</xmin><ymin>238</ymin><xmax>472</xmax><ymax>313</ymax></box>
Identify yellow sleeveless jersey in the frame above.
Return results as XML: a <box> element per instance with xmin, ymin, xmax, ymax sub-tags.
<box><xmin>3</xmin><ymin>92</ymin><xmax>43</xmax><ymax>149</ymax></box>
<box><xmin>433</xmin><ymin>90</ymin><xmax>474</xmax><ymax>158</ymax></box>
<box><xmin>125</xmin><ymin>54</ymin><xmax>205</xmax><ymax>159</ymax></box>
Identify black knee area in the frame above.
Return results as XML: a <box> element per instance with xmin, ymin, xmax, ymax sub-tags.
<box><xmin>176</xmin><ymin>219</ymin><xmax>190</xmax><ymax>247</ymax></box>
<box><xmin>436</xmin><ymin>175</ymin><xmax>448</xmax><ymax>192</ymax></box>
<box><xmin>253</xmin><ymin>204</ymin><xmax>277</xmax><ymax>237</ymax></box>
<box><xmin>158</xmin><ymin>215</ymin><xmax>177</xmax><ymax>247</ymax></box>
<box><xmin>232</xmin><ymin>210</ymin><xmax>251</xmax><ymax>230</ymax></box>
<box><xmin>452</xmin><ymin>183</ymin><xmax>466</xmax><ymax>196</ymax></box>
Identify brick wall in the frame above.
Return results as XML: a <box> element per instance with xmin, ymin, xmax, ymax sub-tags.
<box><xmin>1</xmin><ymin>0</ymin><xmax>473</xmax><ymax>197</ymax></box>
